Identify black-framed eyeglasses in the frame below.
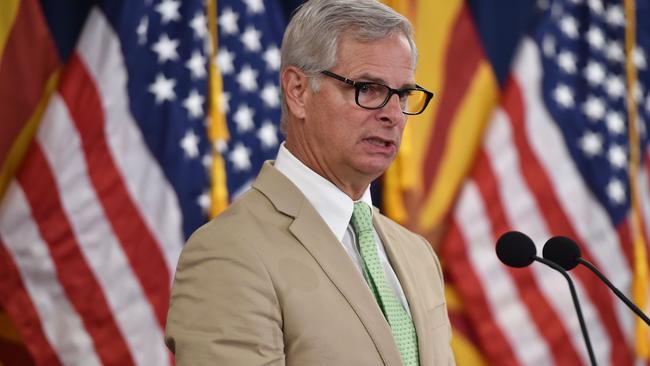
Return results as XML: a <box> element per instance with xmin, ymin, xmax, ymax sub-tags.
<box><xmin>321</xmin><ymin>70</ymin><xmax>433</xmax><ymax>115</ymax></box>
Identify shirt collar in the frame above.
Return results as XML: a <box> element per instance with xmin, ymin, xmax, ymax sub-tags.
<box><xmin>274</xmin><ymin>143</ymin><xmax>373</xmax><ymax>241</ymax></box>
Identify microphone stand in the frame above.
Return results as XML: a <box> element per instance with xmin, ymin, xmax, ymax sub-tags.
<box><xmin>535</xmin><ymin>256</ymin><xmax>598</xmax><ymax>366</ymax></box>
<box><xmin>578</xmin><ymin>258</ymin><xmax>650</xmax><ymax>326</ymax></box>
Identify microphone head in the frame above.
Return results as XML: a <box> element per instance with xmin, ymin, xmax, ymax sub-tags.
<box><xmin>543</xmin><ymin>236</ymin><xmax>581</xmax><ymax>270</ymax></box>
<box><xmin>496</xmin><ymin>231</ymin><xmax>537</xmax><ymax>268</ymax></box>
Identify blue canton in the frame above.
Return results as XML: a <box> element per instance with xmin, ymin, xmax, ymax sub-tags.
<box><xmin>535</xmin><ymin>0</ymin><xmax>650</xmax><ymax>225</ymax></box>
<box><xmin>216</xmin><ymin>0</ymin><xmax>286</xmax><ymax>198</ymax></box>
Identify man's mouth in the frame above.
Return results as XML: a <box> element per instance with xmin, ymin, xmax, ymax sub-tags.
<box><xmin>364</xmin><ymin>137</ymin><xmax>394</xmax><ymax>147</ymax></box>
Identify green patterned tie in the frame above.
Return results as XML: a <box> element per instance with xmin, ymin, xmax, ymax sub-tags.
<box><xmin>351</xmin><ymin>202</ymin><xmax>419</xmax><ymax>366</ymax></box>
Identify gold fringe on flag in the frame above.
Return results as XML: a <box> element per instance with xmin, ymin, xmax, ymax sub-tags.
<box><xmin>624</xmin><ymin>0</ymin><xmax>650</xmax><ymax>358</ymax></box>
<box><xmin>207</xmin><ymin>0</ymin><xmax>230</xmax><ymax>217</ymax></box>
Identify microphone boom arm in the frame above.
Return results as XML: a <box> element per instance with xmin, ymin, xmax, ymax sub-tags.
<box><xmin>578</xmin><ymin>258</ymin><xmax>650</xmax><ymax>326</ymax></box>
<box><xmin>535</xmin><ymin>256</ymin><xmax>598</xmax><ymax>366</ymax></box>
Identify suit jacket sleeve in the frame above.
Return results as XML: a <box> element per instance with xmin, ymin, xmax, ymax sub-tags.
<box><xmin>165</xmin><ymin>219</ymin><xmax>285</xmax><ymax>365</ymax></box>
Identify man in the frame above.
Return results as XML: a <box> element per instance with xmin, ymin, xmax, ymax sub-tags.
<box><xmin>165</xmin><ymin>0</ymin><xmax>455</xmax><ymax>365</ymax></box>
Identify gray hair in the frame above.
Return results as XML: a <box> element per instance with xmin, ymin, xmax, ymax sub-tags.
<box><xmin>279</xmin><ymin>0</ymin><xmax>417</xmax><ymax>134</ymax></box>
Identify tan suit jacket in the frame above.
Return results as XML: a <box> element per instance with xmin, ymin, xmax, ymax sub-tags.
<box><xmin>166</xmin><ymin>162</ymin><xmax>455</xmax><ymax>365</ymax></box>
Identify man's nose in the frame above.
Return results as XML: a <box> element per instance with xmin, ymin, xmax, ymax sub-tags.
<box><xmin>379</xmin><ymin>93</ymin><xmax>405</xmax><ymax>125</ymax></box>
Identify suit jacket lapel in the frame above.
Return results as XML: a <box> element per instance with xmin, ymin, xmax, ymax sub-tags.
<box><xmin>252</xmin><ymin>162</ymin><xmax>402</xmax><ymax>366</ymax></box>
<box><xmin>373</xmin><ymin>209</ymin><xmax>433</xmax><ymax>366</ymax></box>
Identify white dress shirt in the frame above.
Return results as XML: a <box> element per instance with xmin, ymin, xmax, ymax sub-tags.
<box><xmin>274</xmin><ymin>143</ymin><xmax>412</xmax><ymax>316</ymax></box>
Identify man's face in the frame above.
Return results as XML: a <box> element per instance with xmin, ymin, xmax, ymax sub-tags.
<box><xmin>300</xmin><ymin>33</ymin><xmax>414</xmax><ymax>195</ymax></box>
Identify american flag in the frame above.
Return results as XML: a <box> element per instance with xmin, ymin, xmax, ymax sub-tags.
<box><xmin>216</xmin><ymin>0</ymin><xmax>285</xmax><ymax>196</ymax></box>
<box><xmin>0</xmin><ymin>0</ymin><xmax>285</xmax><ymax>364</ymax></box>
<box><xmin>441</xmin><ymin>0</ymin><xmax>650</xmax><ymax>364</ymax></box>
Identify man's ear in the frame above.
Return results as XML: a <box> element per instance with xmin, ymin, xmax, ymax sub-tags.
<box><xmin>281</xmin><ymin>66</ymin><xmax>309</xmax><ymax>120</ymax></box>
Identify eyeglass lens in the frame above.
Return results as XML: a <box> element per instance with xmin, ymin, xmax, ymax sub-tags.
<box><xmin>357</xmin><ymin>84</ymin><xmax>428</xmax><ymax>114</ymax></box>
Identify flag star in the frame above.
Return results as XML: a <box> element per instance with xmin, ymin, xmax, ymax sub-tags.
<box><xmin>606</xmin><ymin>41</ymin><xmax>624</xmax><ymax>62</ymax></box>
<box><xmin>634</xmin><ymin>47</ymin><xmax>647</xmax><ymax>70</ymax></box>
<box><xmin>583</xmin><ymin>96</ymin><xmax>606</xmax><ymax>121</ymax></box>
<box><xmin>586</xmin><ymin>27</ymin><xmax>605</xmax><ymax>50</ymax></box>
<box><xmin>219</xmin><ymin>8</ymin><xmax>239</xmax><ymax>35</ymax></box>
<box><xmin>229</xmin><ymin>143</ymin><xmax>252</xmax><ymax>171</ymax></box>
<box><xmin>558</xmin><ymin>51</ymin><xmax>577</xmax><ymax>74</ymax></box>
<box><xmin>241</xmin><ymin>26</ymin><xmax>262</xmax><ymax>52</ymax></box>
<box><xmin>608</xmin><ymin>145</ymin><xmax>627</xmax><ymax>169</ymax></box>
<box><xmin>155</xmin><ymin>0</ymin><xmax>181</xmax><ymax>24</ymax></box>
<box><xmin>260</xmin><ymin>84</ymin><xmax>280</xmax><ymax>108</ymax></box>
<box><xmin>197</xmin><ymin>191</ymin><xmax>211</xmax><ymax>213</ymax></box>
<box><xmin>152</xmin><ymin>34</ymin><xmax>179</xmax><ymax>63</ymax></box>
<box><xmin>263</xmin><ymin>45</ymin><xmax>281</xmax><ymax>71</ymax></box>
<box><xmin>243</xmin><ymin>0</ymin><xmax>265</xmax><ymax>13</ymax></box>
<box><xmin>579</xmin><ymin>131</ymin><xmax>603</xmax><ymax>156</ymax></box>
<box><xmin>559</xmin><ymin>16</ymin><xmax>579</xmax><ymax>39</ymax></box>
<box><xmin>542</xmin><ymin>35</ymin><xmax>556</xmax><ymax>57</ymax></box>
<box><xmin>136</xmin><ymin>17</ymin><xmax>148</xmax><ymax>45</ymax></box>
<box><xmin>554</xmin><ymin>84</ymin><xmax>575</xmax><ymax>108</ymax></box>
<box><xmin>605</xmin><ymin>75</ymin><xmax>625</xmax><ymax>99</ymax></box>
<box><xmin>607</xmin><ymin>178</ymin><xmax>626</xmax><ymax>204</ymax></box>
<box><xmin>216</xmin><ymin>48</ymin><xmax>236</xmax><ymax>75</ymax></box>
<box><xmin>584</xmin><ymin>61</ymin><xmax>605</xmax><ymax>86</ymax></box>
<box><xmin>180</xmin><ymin>130</ymin><xmax>200</xmax><ymax>159</ymax></box>
<box><xmin>237</xmin><ymin>65</ymin><xmax>259</xmax><ymax>92</ymax></box>
<box><xmin>186</xmin><ymin>51</ymin><xmax>207</xmax><ymax>79</ymax></box>
<box><xmin>190</xmin><ymin>13</ymin><xmax>207</xmax><ymax>39</ymax></box>
<box><xmin>148</xmin><ymin>73</ymin><xmax>176</xmax><ymax>103</ymax></box>
<box><xmin>202</xmin><ymin>153</ymin><xmax>213</xmax><ymax>170</ymax></box>
<box><xmin>233</xmin><ymin>104</ymin><xmax>255</xmax><ymax>132</ymax></box>
<box><xmin>606</xmin><ymin>111</ymin><xmax>625</xmax><ymax>134</ymax></box>
<box><xmin>219</xmin><ymin>92</ymin><xmax>231</xmax><ymax>113</ymax></box>
<box><xmin>550</xmin><ymin>2</ymin><xmax>563</xmax><ymax>18</ymax></box>
<box><xmin>605</xmin><ymin>5</ymin><xmax>625</xmax><ymax>26</ymax></box>
<box><xmin>537</xmin><ymin>0</ymin><xmax>550</xmax><ymax>10</ymax></box>
<box><xmin>257</xmin><ymin>121</ymin><xmax>279</xmax><ymax>149</ymax></box>
<box><xmin>588</xmin><ymin>0</ymin><xmax>604</xmax><ymax>14</ymax></box>
<box><xmin>183</xmin><ymin>89</ymin><xmax>205</xmax><ymax>119</ymax></box>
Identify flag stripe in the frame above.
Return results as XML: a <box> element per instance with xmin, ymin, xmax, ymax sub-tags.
<box><xmin>483</xmin><ymin>108</ymin><xmax>611</xmax><ymax>365</ymax></box>
<box><xmin>0</xmin><ymin>237</ymin><xmax>60</xmax><ymax>366</ymax></box>
<box><xmin>76</xmin><ymin>8</ymin><xmax>184</xmax><ymax>272</ymax></box>
<box><xmin>421</xmin><ymin>5</ymin><xmax>482</xmax><ymax>192</ymax></box>
<box><xmin>15</xmin><ymin>143</ymin><xmax>136</xmax><ymax>365</ymax></box>
<box><xmin>454</xmin><ymin>180</ymin><xmax>553</xmax><ymax>365</ymax></box>
<box><xmin>474</xmin><ymin>143</ymin><xmax>582</xmax><ymax>366</ymax></box>
<box><xmin>59</xmin><ymin>52</ymin><xmax>171</xmax><ymax>329</ymax></box>
<box><xmin>37</xmin><ymin>91</ymin><xmax>171</xmax><ymax>366</ymax></box>
<box><xmin>501</xmin><ymin>75</ymin><xmax>634</xmax><ymax>365</ymax></box>
<box><xmin>0</xmin><ymin>182</ymin><xmax>101</xmax><ymax>366</ymax></box>
<box><xmin>444</xmin><ymin>221</ymin><xmax>520</xmax><ymax>365</ymax></box>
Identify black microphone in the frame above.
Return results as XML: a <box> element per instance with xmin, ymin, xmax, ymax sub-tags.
<box><xmin>496</xmin><ymin>231</ymin><xmax>598</xmax><ymax>366</ymax></box>
<box><xmin>543</xmin><ymin>236</ymin><xmax>650</xmax><ymax>327</ymax></box>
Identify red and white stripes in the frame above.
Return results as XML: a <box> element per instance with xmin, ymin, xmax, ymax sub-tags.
<box><xmin>0</xmin><ymin>8</ymin><xmax>181</xmax><ymax>366</ymax></box>
<box><xmin>444</xmin><ymin>37</ymin><xmax>642</xmax><ymax>365</ymax></box>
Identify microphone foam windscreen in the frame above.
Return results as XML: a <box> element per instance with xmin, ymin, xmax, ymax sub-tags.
<box><xmin>543</xmin><ymin>236</ymin><xmax>581</xmax><ymax>270</ymax></box>
<box><xmin>495</xmin><ymin>231</ymin><xmax>536</xmax><ymax>268</ymax></box>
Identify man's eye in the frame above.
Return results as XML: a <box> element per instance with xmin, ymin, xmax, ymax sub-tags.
<box><xmin>358</xmin><ymin>84</ymin><xmax>380</xmax><ymax>94</ymax></box>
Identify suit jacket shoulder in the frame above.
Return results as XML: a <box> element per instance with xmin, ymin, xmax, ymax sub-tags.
<box><xmin>166</xmin><ymin>162</ymin><xmax>455</xmax><ymax>366</ymax></box>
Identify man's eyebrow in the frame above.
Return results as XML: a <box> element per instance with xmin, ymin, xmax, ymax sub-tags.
<box><xmin>356</xmin><ymin>73</ymin><xmax>417</xmax><ymax>89</ymax></box>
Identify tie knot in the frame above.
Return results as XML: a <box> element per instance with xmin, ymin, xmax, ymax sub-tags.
<box><xmin>351</xmin><ymin>202</ymin><xmax>373</xmax><ymax>236</ymax></box>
